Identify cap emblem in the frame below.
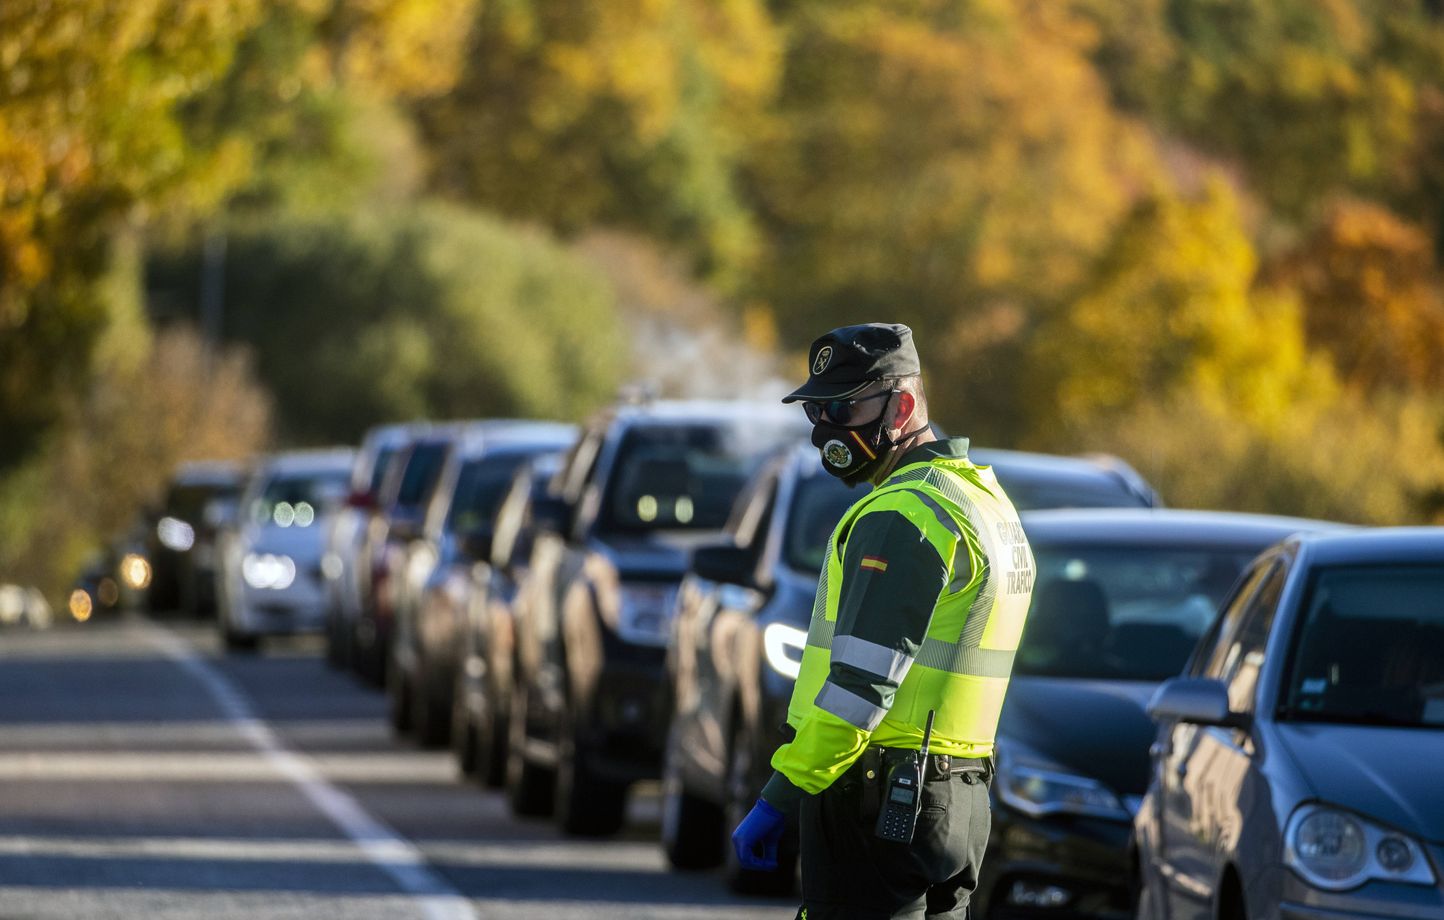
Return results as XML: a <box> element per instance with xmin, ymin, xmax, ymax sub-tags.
<box><xmin>812</xmin><ymin>346</ymin><xmax>834</xmax><ymax>375</ymax></box>
<box><xmin>822</xmin><ymin>439</ymin><xmax>853</xmax><ymax>469</ymax></box>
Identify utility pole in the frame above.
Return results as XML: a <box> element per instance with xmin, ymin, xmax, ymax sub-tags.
<box><xmin>200</xmin><ymin>226</ymin><xmax>226</xmax><ymax>377</ymax></box>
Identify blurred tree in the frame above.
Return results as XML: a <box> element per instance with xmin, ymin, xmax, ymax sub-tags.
<box><xmin>744</xmin><ymin>0</ymin><xmax>1160</xmax><ymax>444</ymax></box>
<box><xmin>1034</xmin><ymin>180</ymin><xmax>1337</xmax><ymax>438</ymax></box>
<box><xmin>416</xmin><ymin>0</ymin><xmax>779</xmax><ymax>285</ymax></box>
<box><xmin>1264</xmin><ymin>199</ymin><xmax>1444</xmax><ymax>392</ymax></box>
<box><xmin>1081</xmin><ymin>0</ymin><xmax>1430</xmax><ymax>217</ymax></box>
<box><xmin>145</xmin><ymin>202</ymin><xmax>626</xmax><ymax>443</ymax></box>
<box><xmin>0</xmin><ymin>0</ymin><xmax>267</xmax><ymax>469</ymax></box>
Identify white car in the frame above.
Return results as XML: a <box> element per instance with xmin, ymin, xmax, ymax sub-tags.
<box><xmin>217</xmin><ymin>449</ymin><xmax>354</xmax><ymax>650</ymax></box>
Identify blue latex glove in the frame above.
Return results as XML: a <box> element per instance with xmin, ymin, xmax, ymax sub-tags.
<box><xmin>731</xmin><ymin>798</ymin><xmax>786</xmax><ymax>871</ymax></box>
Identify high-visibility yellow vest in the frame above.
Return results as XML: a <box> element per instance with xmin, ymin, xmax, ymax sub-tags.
<box><xmin>785</xmin><ymin>454</ymin><xmax>1035</xmax><ymax>761</ymax></box>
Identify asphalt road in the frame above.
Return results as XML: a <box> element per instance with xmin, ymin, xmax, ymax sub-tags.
<box><xmin>0</xmin><ymin>615</ymin><xmax>795</xmax><ymax>920</ymax></box>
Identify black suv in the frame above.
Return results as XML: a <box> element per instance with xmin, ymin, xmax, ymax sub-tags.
<box><xmin>660</xmin><ymin>443</ymin><xmax>1164</xmax><ymax>893</ymax></box>
<box><xmin>506</xmin><ymin>400</ymin><xmax>808</xmax><ymax>836</ymax></box>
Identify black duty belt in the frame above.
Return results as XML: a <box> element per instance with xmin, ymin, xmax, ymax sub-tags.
<box><xmin>852</xmin><ymin>746</ymin><xmax>992</xmax><ymax>785</ymax></box>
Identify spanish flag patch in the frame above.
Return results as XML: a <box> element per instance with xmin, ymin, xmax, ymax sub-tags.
<box><xmin>860</xmin><ymin>556</ymin><xmax>889</xmax><ymax>573</ymax></box>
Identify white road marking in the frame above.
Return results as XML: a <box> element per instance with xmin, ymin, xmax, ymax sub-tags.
<box><xmin>142</xmin><ymin>625</ymin><xmax>478</xmax><ymax>920</ymax></box>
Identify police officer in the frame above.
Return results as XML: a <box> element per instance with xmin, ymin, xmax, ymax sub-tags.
<box><xmin>731</xmin><ymin>323</ymin><xmax>1036</xmax><ymax>919</ymax></box>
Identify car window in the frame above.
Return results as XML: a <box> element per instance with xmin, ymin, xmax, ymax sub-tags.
<box><xmin>1016</xmin><ymin>543</ymin><xmax>1258</xmax><ymax>681</ymax></box>
<box><xmin>395</xmin><ymin>442</ymin><xmax>449</xmax><ymax>510</ymax></box>
<box><xmin>446</xmin><ymin>453</ymin><xmax>531</xmax><ymax>536</ymax></box>
<box><xmin>783</xmin><ymin>474</ymin><xmax>860</xmax><ymax>573</ymax></box>
<box><xmin>249</xmin><ymin>470</ymin><xmax>349</xmax><ymax>528</ymax></box>
<box><xmin>991</xmin><ymin>470</ymin><xmax>1147</xmax><ymax>510</ymax></box>
<box><xmin>1216</xmin><ymin>563</ymin><xmax>1286</xmax><ymax>714</ymax></box>
<box><xmin>1280</xmin><ymin>564</ymin><xmax>1444</xmax><ymax>728</ymax></box>
<box><xmin>597</xmin><ymin>422</ymin><xmax>796</xmax><ymax>534</ymax></box>
<box><xmin>1191</xmin><ymin>560</ymin><xmax>1275</xmax><ymax>679</ymax></box>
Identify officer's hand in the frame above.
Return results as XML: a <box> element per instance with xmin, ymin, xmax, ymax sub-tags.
<box><xmin>731</xmin><ymin>798</ymin><xmax>786</xmax><ymax>871</ymax></box>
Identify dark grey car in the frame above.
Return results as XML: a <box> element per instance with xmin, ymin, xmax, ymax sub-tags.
<box><xmin>1137</xmin><ymin>528</ymin><xmax>1444</xmax><ymax>920</ymax></box>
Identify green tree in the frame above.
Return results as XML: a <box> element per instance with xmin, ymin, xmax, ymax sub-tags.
<box><xmin>145</xmin><ymin>202</ymin><xmax>627</xmax><ymax>443</ymax></box>
<box><xmin>416</xmin><ymin>0</ymin><xmax>780</xmax><ymax>285</ymax></box>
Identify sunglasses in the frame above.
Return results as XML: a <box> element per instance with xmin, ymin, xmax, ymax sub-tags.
<box><xmin>803</xmin><ymin>389</ymin><xmax>895</xmax><ymax>426</ymax></box>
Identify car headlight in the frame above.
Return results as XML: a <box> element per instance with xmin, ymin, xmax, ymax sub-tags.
<box><xmin>157</xmin><ymin>517</ymin><xmax>196</xmax><ymax>552</ymax></box>
<box><xmin>763</xmin><ymin>622</ymin><xmax>807</xmax><ymax>679</ymax></box>
<box><xmin>1285</xmin><ymin>804</ymin><xmax>1437</xmax><ymax>891</ymax></box>
<box><xmin>614</xmin><ymin>582</ymin><xmax>677</xmax><ymax>646</ymax></box>
<box><xmin>995</xmin><ymin>745</ymin><xmax>1130</xmax><ymax>820</ymax></box>
<box><xmin>242</xmin><ymin>553</ymin><xmax>297</xmax><ymax>590</ymax></box>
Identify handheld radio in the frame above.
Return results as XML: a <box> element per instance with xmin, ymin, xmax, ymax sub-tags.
<box><xmin>874</xmin><ymin>709</ymin><xmax>935</xmax><ymax>844</ymax></box>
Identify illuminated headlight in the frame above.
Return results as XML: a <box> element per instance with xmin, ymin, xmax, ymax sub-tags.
<box><xmin>614</xmin><ymin>582</ymin><xmax>677</xmax><ymax>646</ymax></box>
<box><xmin>995</xmin><ymin>746</ymin><xmax>1130</xmax><ymax>820</ymax></box>
<box><xmin>157</xmin><ymin>517</ymin><xmax>196</xmax><ymax>552</ymax></box>
<box><xmin>1285</xmin><ymin>804</ymin><xmax>1437</xmax><ymax>891</ymax></box>
<box><xmin>120</xmin><ymin>554</ymin><xmax>152</xmax><ymax>590</ymax></box>
<box><xmin>763</xmin><ymin>623</ymin><xmax>807</xmax><ymax>679</ymax></box>
<box><xmin>242</xmin><ymin>553</ymin><xmax>297</xmax><ymax>590</ymax></box>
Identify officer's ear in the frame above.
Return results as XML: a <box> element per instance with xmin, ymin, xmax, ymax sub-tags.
<box><xmin>890</xmin><ymin>390</ymin><xmax>916</xmax><ymax>435</ymax></box>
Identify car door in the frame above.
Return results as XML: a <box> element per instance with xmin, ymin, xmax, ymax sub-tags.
<box><xmin>1159</xmin><ymin>558</ymin><xmax>1286</xmax><ymax>920</ymax></box>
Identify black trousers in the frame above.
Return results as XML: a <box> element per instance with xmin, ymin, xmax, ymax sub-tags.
<box><xmin>796</xmin><ymin>750</ymin><xmax>992</xmax><ymax>920</ymax></box>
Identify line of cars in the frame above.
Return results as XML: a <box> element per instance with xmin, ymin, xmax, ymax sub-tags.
<box><xmin>90</xmin><ymin>392</ymin><xmax>1443</xmax><ymax>919</ymax></box>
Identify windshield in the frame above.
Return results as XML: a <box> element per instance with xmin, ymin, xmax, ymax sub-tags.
<box><xmin>600</xmin><ymin>422</ymin><xmax>799</xmax><ymax>533</ymax></box>
<box><xmin>395</xmin><ymin>442</ymin><xmax>449</xmax><ymax>510</ymax></box>
<box><xmin>446</xmin><ymin>453</ymin><xmax>531</xmax><ymax>535</ymax></box>
<box><xmin>1280</xmin><ymin>565</ymin><xmax>1444</xmax><ymax>728</ymax></box>
<box><xmin>1015</xmin><ymin>544</ymin><xmax>1256</xmax><ymax>681</ymax></box>
<box><xmin>250</xmin><ymin>470</ymin><xmax>349</xmax><ymax>528</ymax></box>
<box><xmin>166</xmin><ymin>482</ymin><xmax>240</xmax><ymax>523</ymax></box>
<box><xmin>784</xmin><ymin>475</ymin><xmax>860</xmax><ymax>573</ymax></box>
<box><xmin>368</xmin><ymin>444</ymin><xmax>400</xmax><ymax>495</ymax></box>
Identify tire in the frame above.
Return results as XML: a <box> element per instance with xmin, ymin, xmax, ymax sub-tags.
<box><xmin>660</xmin><ymin>726</ymin><xmax>725</xmax><ymax>869</ymax></box>
<box><xmin>325</xmin><ymin>608</ymin><xmax>347</xmax><ymax>669</ymax></box>
<box><xmin>387</xmin><ymin>657</ymin><xmax>413</xmax><ymax>735</ymax></box>
<box><xmin>505</xmin><ymin>686</ymin><xmax>555</xmax><ymax>818</ymax></box>
<box><xmin>451</xmin><ymin>671</ymin><xmax>481</xmax><ymax>778</ymax></box>
<box><xmin>723</xmin><ymin>725</ymin><xmax>797</xmax><ymax>896</ymax></box>
<box><xmin>411</xmin><ymin>661</ymin><xmax>450</xmax><ymax>749</ymax></box>
<box><xmin>222</xmin><ymin>629</ymin><xmax>259</xmax><ymax>653</ymax></box>
<box><xmin>477</xmin><ymin>675</ymin><xmax>510</xmax><ymax>789</ymax></box>
<box><xmin>554</xmin><ymin>702</ymin><xmax>629</xmax><ymax>838</ymax></box>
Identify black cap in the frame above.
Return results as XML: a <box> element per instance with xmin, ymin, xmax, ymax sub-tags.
<box><xmin>782</xmin><ymin>323</ymin><xmax>920</xmax><ymax>403</ymax></box>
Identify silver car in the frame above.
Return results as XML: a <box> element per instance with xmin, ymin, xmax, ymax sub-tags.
<box><xmin>217</xmin><ymin>449</ymin><xmax>354</xmax><ymax>650</ymax></box>
<box><xmin>1136</xmin><ymin>528</ymin><xmax>1444</xmax><ymax>920</ymax></box>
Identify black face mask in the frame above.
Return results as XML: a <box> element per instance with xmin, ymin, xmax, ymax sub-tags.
<box><xmin>811</xmin><ymin>415</ymin><xmax>890</xmax><ymax>485</ymax></box>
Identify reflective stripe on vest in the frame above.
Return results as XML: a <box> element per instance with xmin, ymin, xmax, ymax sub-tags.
<box><xmin>785</xmin><ymin>456</ymin><xmax>1035</xmax><ymax>758</ymax></box>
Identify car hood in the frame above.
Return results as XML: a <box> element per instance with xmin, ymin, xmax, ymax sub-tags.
<box><xmin>998</xmin><ymin>677</ymin><xmax>1159</xmax><ymax>795</ymax></box>
<box><xmin>244</xmin><ymin>524</ymin><xmax>327</xmax><ymax>560</ymax></box>
<box><xmin>1275</xmin><ymin>723</ymin><xmax>1444</xmax><ymax>844</ymax></box>
<box><xmin>591</xmin><ymin>533</ymin><xmax>717</xmax><ymax>581</ymax></box>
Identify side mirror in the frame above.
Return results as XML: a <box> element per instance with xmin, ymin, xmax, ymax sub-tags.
<box><xmin>346</xmin><ymin>489</ymin><xmax>375</xmax><ymax>510</ymax></box>
<box><xmin>530</xmin><ymin>495</ymin><xmax>571</xmax><ymax>534</ymax></box>
<box><xmin>1147</xmin><ymin>677</ymin><xmax>1250</xmax><ymax>730</ymax></box>
<box><xmin>459</xmin><ymin>529</ymin><xmax>494</xmax><ymax>562</ymax></box>
<box><xmin>690</xmin><ymin>544</ymin><xmax>754</xmax><ymax>586</ymax></box>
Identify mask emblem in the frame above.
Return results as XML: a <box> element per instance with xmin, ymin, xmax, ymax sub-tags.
<box><xmin>822</xmin><ymin>439</ymin><xmax>853</xmax><ymax>469</ymax></box>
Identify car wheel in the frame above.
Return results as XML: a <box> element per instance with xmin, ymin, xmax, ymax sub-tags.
<box><xmin>386</xmin><ymin>656</ymin><xmax>413</xmax><ymax>735</ymax></box>
<box><xmin>554</xmin><ymin>702</ymin><xmax>628</xmax><ymax>837</ymax></box>
<box><xmin>1216</xmin><ymin>871</ymin><xmax>1246</xmax><ymax>920</ymax></box>
<box><xmin>660</xmin><ymin>725</ymin><xmax>725</xmax><ymax>869</ymax></box>
<box><xmin>411</xmin><ymin>661</ymin><xmax>450</xmax><ymax>748</ymax></box>
<box><xmin>325</xmin><ymin>608</ymin><xmax>347</xmax><ymax>669</ymax></box>
<box><xmin>477</xmin><ymin>673</ymin><xmax>510</xmax><ymax>789</ymax></box>
<box><xmin>452</xmin><ymin>670</ymin><xmax>481</xmax><ymax>778</ymax></box>
<box><xmin>722</xmin><ymin>723</ymin><xmax>797</xmax><ymax>896</ymax></box>
<box><xmin>505</xmin><ymin>686</ymin><xmax>555</xmax><ymax>818</ymax></box>
<box><xmin>222</xmin><ymin>628</ymin><xmax>259</xmax><ymax>653</ymax></box>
